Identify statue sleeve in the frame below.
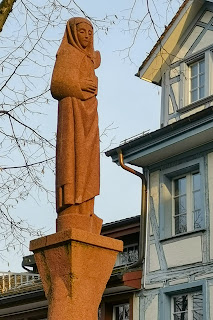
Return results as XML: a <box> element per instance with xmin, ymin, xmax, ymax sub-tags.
<box><xmin>94</xmin><ymin>51</ymin><xmax>101</xmax><ymax>69</ymax></box>
<box><xmin>50</xmin><ymin>49</ymin><xmax>85</xmax><ymax>101</ymax></box>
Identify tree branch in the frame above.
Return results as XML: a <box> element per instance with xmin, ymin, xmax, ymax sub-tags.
<box><xmin>0</xmin><ymin>0</ymin><xmax>16</xmax><ymax>32</ymax></box>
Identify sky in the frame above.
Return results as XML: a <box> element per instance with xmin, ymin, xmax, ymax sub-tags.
<box><xmin>0</xmin><ymin>0</ymin><xmax>180</xmax><ymax>272</ymax></box>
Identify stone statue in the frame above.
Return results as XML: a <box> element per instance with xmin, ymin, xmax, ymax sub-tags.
<box><xmin>30</xmin><ymin>19</ymin><xmax>122</xmax><ymax>320</ymax></box>
<box><xmin>51</xmin><ymin>17</ymin><xmax>101</xmax><ymax>225</ymax></box>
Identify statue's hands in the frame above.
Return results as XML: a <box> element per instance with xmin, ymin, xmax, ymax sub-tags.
<box><xmin>81</xmin><ymin>79</ymin><xmax>97</xmax><ymax>93</ymax></box>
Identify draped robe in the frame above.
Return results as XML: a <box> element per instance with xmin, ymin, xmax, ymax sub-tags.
<box><xmin>51</xmin><ymin>34</ymin><xmax>100</xmax><ymax>213</ymax></box>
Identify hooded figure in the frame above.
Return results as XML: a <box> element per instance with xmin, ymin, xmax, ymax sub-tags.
<box><xmin>51</xmin><ymin>17</ymin><xmax>101</xmax><ymax>215</ymax></box>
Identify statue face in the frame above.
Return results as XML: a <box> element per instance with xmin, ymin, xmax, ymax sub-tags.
<box><xmin>76</xmin><ymin>22</ymin><xmax>93</xmax><ymax>49</ymax></box>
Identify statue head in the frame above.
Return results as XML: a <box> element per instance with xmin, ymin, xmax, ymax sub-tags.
<box><xmin>56</xmin><ymin>17</ymin><xmax>100</xmax><ymax>67</ymax></box>
<box><xmin>64</xmin><ymin>17</ymin><xmax>94</xmax><ymax>57</ymax></box>
<box><xmin>76</xmin><ymin>22</ymin><xmax>93</xmax><ymax>49</ymax></box>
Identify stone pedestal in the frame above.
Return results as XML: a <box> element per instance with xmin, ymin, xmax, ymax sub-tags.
<box><xmin>30</xmin><ymin>228</ymin><xmax>123</xmax><ymax>320</ymax></box>
<box><xmin>56</xmin><ymin>207</ymin><xmax>103</xmax><ymax>234</ymax></box>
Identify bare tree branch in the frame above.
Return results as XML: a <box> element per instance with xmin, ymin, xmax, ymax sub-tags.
<box><xmin>0</xmin><ymin>0</ymin><xmax>16</xmax><ymax>32</ymax></box>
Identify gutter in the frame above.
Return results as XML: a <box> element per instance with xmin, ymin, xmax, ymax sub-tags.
<box><xmin>106</xmin><ymin>107</ymin><xmax>213</xmax><ymax>164</ymax></box>
<box><xmin>118</xmin><ymin>149</ymin><xmax>147</xmax><ymax>272</ymax></box>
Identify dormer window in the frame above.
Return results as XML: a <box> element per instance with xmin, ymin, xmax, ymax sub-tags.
<box><xmin>190</xmin><ymin>59</ymin><xmax>205</xmax><ymax>103</ymax></box>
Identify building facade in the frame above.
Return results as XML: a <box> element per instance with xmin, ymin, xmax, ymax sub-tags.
<box><xmin>107</xmin><ymin>0</ymin><xmax>213</xmax><ymax>319</ymax></box>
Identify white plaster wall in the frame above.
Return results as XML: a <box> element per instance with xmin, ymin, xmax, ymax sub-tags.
<box><xmin>179</xmin><ymin>105</ymin><xmax>204</xmax><ymax>119</ymax></box>
<box><xmin>133</xmin><ymin>295</ymin><xmax>139</xmax><ymax>320</ymax></box>
<box><xmin>210</xmin><ymin>285</ymin><xmax>213</xmax><ymax>319</ymax></box>
<box><xmin>149</xmin><ymin>223</ymin><xmax>153</xmax><ymax>236</ymax></box>
<box><xmin>208</xmin><ymin>152</ymin><xmax>213</xmax><ymax>260</ymax></box>
<box><xmin>200</xmin><ymin>11</ymin><xmax>213</xmax><ymax>23</ymax></box>
<box><xmin>170</xmin><ymin>66</ymin><xmax>180</xmax><ymax>78</ymax></box>
<box><xmin>145</xmin><ymin>295</ymin><xmax>158</xmax><ymax>320</ymax></box>
<box><xmin>163</xmin><ymin>236</ymin><xmax>202</xmax><ymax>268</ymax></box>
<box><xmin>172</xmin><ymin>26</ymin><xmax>203</xmax><ymax>62</ymax></box>
<box><xmin>169</xmin><ymin>96</ymin><xmax>174</xmax><ymax>114</ymax></box>
<box><xmin>145</xmin><ymin>283</ymin><xmax>164</xmax><ymax>289</ymax></box>
<box><xmin>195</xmin><ymin>272</ymin><xmax>213</xmax><ymax>280</ymax></box>
<box><xmin>171</xmin><ymin>82</ymin><xmax>179</xmax><ymax>108</ymax></box>
<box><xmin>168</xmin><ymin>118</ymin><xmax>176</xmax><ymax>124</ymax></box>
<box><xmin>192</xmin><ymin>30</ymin><xmax>213</xmax><ymax>54</ymax></box>
<box><xmin>150</xmin><ymin>171</ymin><xmax>160</xmax><ymax>223</ymax></box>
<box><xmin>150</xmin><ymin>244</ymin><xmax>160</xmax><ymax>272</ymax></box>
<box><xmin>169</xmin><ymin>278</ymin><xmax>188</xmax><ymax>286</ymax></box>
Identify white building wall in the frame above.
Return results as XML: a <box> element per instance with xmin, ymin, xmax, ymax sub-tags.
<box><xmin>163</xmin><ymin>236</ymin><xmax>202</xmax><ymax>268</ymax></box>
<box><xmin>149</xmin><ymin>171</ymin><xmax>160</xmax><ymax>224</ymax></box>
<box><xmin>141</xmin><ymin>7</ymin><xmax>213</xmax><ymax>320</ymax></box>
<box><xmin>208</xmin><ymin>152</ymin><xmax>213</xmax><ymax>260</ymax></box>
<box><xmin>145</xmin><ymin>296</ymin><xmax>158</xmax><ymax>320</ymax></box>
<box><xmin>149</xmin><ymin>244</ymin><xmax>160</xmax><ymax>272</ymax></box>
<box><xmin>161</xmin><ymin>9</ymin><xmax>213</xmax><ymax>126</ymax></box>
<box><xmin>210</xmin><ymin>285</ymin><xmax>213</xmax><ymax>319</ymax></box>
<box><xmin>133</xmin><ymin>295</ymin><xmax>139</xmax><ymax>320</ymax></box>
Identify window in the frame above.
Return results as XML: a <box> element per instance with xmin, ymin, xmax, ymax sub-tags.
<box><xmin>172</xmin><ymin>291</ymin><xmax>203</xmax><ymax>319</ymax></box>
<box><xmin>175</xmin><ymin>50</ymin><xmax>213</xmax><ymax>112</ymax></box>
<box><xmin>190</xmin><ymin>60</ymin><xmax>205</xmax><ymax>103</ymax></box>
<box><xmin>113</xmin><ymin>303</ymin><xmax>129</xmax><ymax>320</ymax></box>
<box><xmin>115</xmin><ymin>244</ymin><xmax>138</xmax><ymax>267</ymax></box>
<box><xmin>172</xmin><ymin>172</ymin><xmax>202</xmax><ymax>235</ymax></box>
<box><xmin>159</xmin><ymin>158</ymin><xmax>205</xmax><ymax>239</ymax></box>
<box><xmin>101</xmin><ymin>295</ymin><xmax>133</xmax><ymax>320</ymax></box>
<box><xmin>160</xmin><ymin>281</ymin><xmax>206</xmax><ymax>320</ymax></box>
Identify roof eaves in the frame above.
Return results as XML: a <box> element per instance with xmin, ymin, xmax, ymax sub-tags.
<box><xmin>102</xmin><ymin>215</ymin><xmax>140</xmax><ymax>232</ymax></box>
<box><xmin>0</xmin><ymin>287</ymin><xmax>44</xmax><ymax>305</ymax></box>
<box><xmin>105</xmin><ymin>107</ymin><xmax>213</xmax><ymax>162</ymax></box>
<box><xmin>136</xmin><ymin>0</ymin><xmax>191</xmax><ymax>77</ymax></box>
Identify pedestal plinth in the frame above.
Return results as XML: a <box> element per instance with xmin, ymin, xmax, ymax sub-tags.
<box><xmin>30</xmin><ymin>228</ymin><xmax>123</xmax><ymax>320</ymax></box>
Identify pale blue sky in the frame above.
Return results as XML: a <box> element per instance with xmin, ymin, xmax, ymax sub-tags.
<box><xmin>0</xmin><ymin>0</ymin><xmax>180</xmax><ymax>271</ymax></box>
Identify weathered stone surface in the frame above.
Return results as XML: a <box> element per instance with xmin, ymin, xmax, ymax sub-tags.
<box><xmin>30</xmin><ymin>228</ymin><xmax>123</xmax><ymax>320</ymax></box>
<box><xmin>51</xmin><ymin>17</ymin><xmax>101</xmax><ymax>217</ymax></box>
<box><xmin>56</xmin><ymin>206</ymin><xmax>103</xmax><ymax>234</ymax></box>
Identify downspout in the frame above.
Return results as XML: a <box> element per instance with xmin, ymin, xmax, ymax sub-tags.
<box><xmin>118</xmin><ymin>149</ymin><xmax>147</xmax><ymax>269</ymax></box>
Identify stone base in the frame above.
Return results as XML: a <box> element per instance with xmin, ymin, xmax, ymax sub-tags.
<box><xmin>30</xmin><ymin>228</ymin><xmax>123</xmax><ymax>320</ymax></box>
<box><xmin>56</xmin><ymin>207</ymin><xmax>103</xmax><ymax>234</ymax></box>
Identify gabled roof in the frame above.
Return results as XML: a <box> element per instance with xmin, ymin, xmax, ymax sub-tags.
<box><xmin>137</xmin><ymin>0</ymin><xmax>205</xmax><ymax>84</ymax></box>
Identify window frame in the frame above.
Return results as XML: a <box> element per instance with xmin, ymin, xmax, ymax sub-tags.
<box><xmin>172</xmin><ymin>171</ymin><xmax>202</xmax><ymax>236</ymax></box>
<box><xmin>179</xmin><ymin>49</ymin><xmax>213</xmax><ymax>109</ymax></box>
<box><xmin>159</xmin><ymin>157</ymin><xmax>206</xmax><ymax>240</ymax></box>
<box><xmin>171</xmin><ymin>291</ymin><xmax>203</xmax><ymax>320</ymax></box>
<box><xmin>189</xmin><ymin>59</ymin><xmax>205</xmax><ymax>103</ymax></box>
<box><xmin>113</xmin><ymin>303</ymin><xmax>130</xmax><ymax>320</ymax></box>
<box><xmin>159</xmin><ymin>280</ymin><xmax>208</xmax><ymax>320</ymax></box>
<box><xmin>100</xmin><ymin>294</ymin><xmax>133</xmax><ymax>320</ymax></box>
